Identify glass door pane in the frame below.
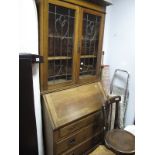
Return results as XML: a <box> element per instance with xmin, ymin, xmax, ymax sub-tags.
<box><xmin>79</xmin><ymin>12</ymin><xmax>101</xmax><ymax>79</ymax></box>
<box><xmin>48</xmin><ymin>3</ymin><xmax>75</xmax><ymax>85</ymax></box>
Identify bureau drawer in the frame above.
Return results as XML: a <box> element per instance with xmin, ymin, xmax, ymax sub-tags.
<box><xmin>55</xmin><ymin>111</ymin><xmax>101</xmax><ymax>141</ymax></box>
<box><xmin>56</xmin><ymin>123</ymin><xmax>101</xmax><ymax>154</ymax></box>
<box><xmin>62</xmin><ymin>132</ymin><xmax>102</xmax><ymax>155</ymax></box>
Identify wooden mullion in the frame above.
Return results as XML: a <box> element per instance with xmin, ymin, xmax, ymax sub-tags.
<box><xmin>75</xmin><ymin>7</ymin><xmax>83</xmax><ymax>83</ymax></box>
<box><xmin>72</xmin><ymin>6</ymin><xmax>80</xmax><ymax>83</ymax></box>
<box><xmin>48</xmin><ymin>56</ymin><xmax>72</xmax><ymax>60</ymax></box>
<box><xmin>80</xmin><ymin>55</ymin><xmax>97</xmax><ymax>58</ymax></box>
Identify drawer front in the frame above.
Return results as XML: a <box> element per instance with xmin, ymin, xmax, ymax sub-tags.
<box><xmin>55</xmin><ymin>111</ymin><xmax>101</xmax><ymax>141</ymax></box>
<box><xmin>56</xmin><ymin>123</ymin><xmax>101</xmax><ymax>154</ymax></box>
<box><xmin>62</xmin><ymin>132</ymin><xmax>102</xmax><ymax>155</ymax></box>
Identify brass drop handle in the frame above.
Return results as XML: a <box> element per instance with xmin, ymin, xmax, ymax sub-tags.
<box><xmin>68</xmin><ymin>138</ymin><xmax>76</xmax><ymax>145</ymax></box>
<box><xmin>93</xmin><ymin>137</ymin><xmax>98</xmax><ymax>144</ymax></box>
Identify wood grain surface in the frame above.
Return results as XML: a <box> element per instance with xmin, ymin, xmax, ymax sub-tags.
<box><xmin>43</xmin><ymin>82</ymin><xmax>105</xmax><ymax>129</ymax></box>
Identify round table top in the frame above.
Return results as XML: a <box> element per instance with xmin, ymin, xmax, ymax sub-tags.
<box><xmin>105</xmin><ymin>129</ymin><xmax>135</xmax><ymax>154</ymax></box>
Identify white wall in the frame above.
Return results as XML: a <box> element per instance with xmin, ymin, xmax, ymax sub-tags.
<box><xmin>103</xmin><ymin>0</ymin><xmax>135</xmax><ymax>125</ymax></box>
<box><xmin>19</xmin><ymin>0</ymin><xmax>44</xmax><ymax>155</ymax></box>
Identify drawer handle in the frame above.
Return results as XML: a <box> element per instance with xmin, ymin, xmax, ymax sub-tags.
<box><xmin>93</xmin><ymin>137</ymin><xmax>99</xmax><ymax>144</ymax></box>
<box><xmin>68</xmin><ymin>138</ymin><xmax>76</xmax><ymax>145</ymax></box>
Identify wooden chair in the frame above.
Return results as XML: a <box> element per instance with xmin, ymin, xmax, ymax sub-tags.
<box><xmin>89</xmin><ymin>96</ymin><xmax>135</xmax><ymax>155</ymax></box>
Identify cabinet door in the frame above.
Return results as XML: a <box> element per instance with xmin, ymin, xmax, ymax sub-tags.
<box><xmin>40</xmin><ymin>0</ymin><xmax>79</xmax><ymax>91</ymax></box>
<box><xmin>77</xmin><ymin>8</ymin><xmax>105</xmax><ymax>83</ymax></box>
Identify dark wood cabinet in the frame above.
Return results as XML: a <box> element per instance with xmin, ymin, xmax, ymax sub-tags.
<box><xmin>19</xmin><ymin>54</ymin><xmax>43</xmax><ymax>155</ymax></box>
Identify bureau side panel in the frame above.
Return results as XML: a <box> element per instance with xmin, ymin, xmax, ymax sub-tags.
<box><xmin>42</xmin><ymin>102</ymin><xmax>54</xmax><ymax>155</ymax></box>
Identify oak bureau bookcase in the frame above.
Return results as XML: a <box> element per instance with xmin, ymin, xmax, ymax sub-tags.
<box><xmin>39</xmin><ymin>0</ymin><xmax>111</xmax><ymax>154</ymax></box>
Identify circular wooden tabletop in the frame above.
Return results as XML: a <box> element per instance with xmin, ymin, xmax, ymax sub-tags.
<box><xmin>105</xmin><ymin>129</ymin><xmax>135</xmax><ymax>154</ymax></box>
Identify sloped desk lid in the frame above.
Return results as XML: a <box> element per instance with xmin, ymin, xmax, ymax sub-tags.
<box><xmin>43</xmin><ymin>82</ymin><xmax>106</xmax><ymax>129</ymax></box>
